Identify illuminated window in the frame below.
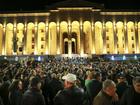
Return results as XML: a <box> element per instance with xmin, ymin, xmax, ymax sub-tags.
<box><xmin>41</xmin><ymin>45</ymin><xmax>44</xmax><ymax>49</ymax></box>
<box><xmin>32</xmin><ymin>29</ymin><xmax>35</xmax><ymax>34</ymax></box>
<box><xmin>32</xmin><ymin>37</ymin><xmax>34</xmax><ymax>43</ymax></box>
<box><xmin>132</xmin><ymin>36</ymin><xmax>134</xmax><ymax>40</ymax></box>
<box><xmin>107</xmin><ymin>44</ymin><xmax>109</xmax><ymax>48</ymax></box>
<box><xmin>106</xmin><ymin>36</ymin><xmax>109</xmax><ymax>40</ymax></box>
<box><xmin>41</xmin><ymin>29</ymin><xmax>44</xmax><ymax>33</ymax></box>
<box><xmin>132</xmin><ymin>44</ymin><xmax>134</xmax><ymax>48</ymax></box>
<box><xmin>19</xmin><ymin>47</ymin><xmax>23</xmax><ymax>52</ymax></box>
<box><xmin>131</xmin><ymin>28</ymin><xmax>134</xmax><ymax>32</ymax></box>
<box><xmin>17</xmin><ymin>29</ymin><xmax>19</xmax><ymax>33</ymax></box>
<box><xmin>106</xmin><ymin>28</ymin><xmax>109</xmax><ymax>32</ymax></box>
<box><xmin>32</xmin><ymin>45</ymin><xmax>34</xmax><ymax>49</ymax></box>
<box><xmin>41</xmin><ymin>37</ymin><xmax>44</xmax><ymax>41</ymax></box>
<box><xmin>123</xmin><ymin>44</ymin><xmax>124</xmax><ymax>48</ymax></box>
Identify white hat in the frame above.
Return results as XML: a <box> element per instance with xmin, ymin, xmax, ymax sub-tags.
<box><xmin>62</xmin><ymin>73</ymin><xmax>77</xmax><ymax>83</ymax></box>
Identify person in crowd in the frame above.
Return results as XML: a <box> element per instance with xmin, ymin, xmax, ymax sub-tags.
<box><xmin>21</xmin><ymin>76</ymin><xmax>46</xmax><ymax>105</ymax></box>
<box><xmin>116</xmin><ymin>74</ymin><xmax>129</xmax><ymax>99</ymax></box>
<box><xmin>93</xmin><ymin>79</ymin><xmax>118</xmax><ymax>105</ymax></box>
<box><xmin>8</xmin><ymin>79</ymin><xmax>23</xmax><ymax>105</ymax></box>
<box><xmin>0</xmin><ymin>76</ymin><xmax>11</xmax><ymax>105</ymax></box>
<box><xmin>120</xmin><ymin>76</ymin><xmax>140</xmax><ymax>105</ymax></box>
<box><xmin>0</xmin><ymin>79</ymin><xmax>4</xmax><ymax>105</ymax></box>
<box><xmin>1</xmin><ymin>56</ymin><xmax>140</xmax><ymax>105</ymax></box>
<box><xmin>85</xmin><ymin>70</ymin><xmax>94</xmax><ymax>86</ymax></box>
<box><xmin>124</xmin><ymin>68</ymin><xmax>133</xmax><ymax>85</ymax></box>
<box><xmin>48</xmin><ymin>73</ymin><xmax>63</xmax><ymax>105</ymax></box>
<box><xmin>54</xmin><ymin>73</ymin><xmax>88</xmax><ymax>105</ymax></box>
<box><xmin>85</xmin><ymin>72</ymin><xmax>102</xmax><ymax>105</ymax></box>
<box><xmin>0</xmin><ymin>96</ymin><xmax>4</xmax><ymax>105</ymax></box>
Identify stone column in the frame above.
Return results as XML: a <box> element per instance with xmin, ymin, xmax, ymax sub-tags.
<box><xmin>56</xmin><ymin>23</ymin><xmax>60</xmax><ymax>54</ymax></box>
<box><xmin>135</xmin><ymin>22</ymin><xmax>139</xmax><ymax>53</ymax></box>
<box><xmin>68</xmin><ymin>21</ymin><xmax>72</xmax><ymax>56</ymax></box>
<box><xmin>34</xmin><ymin>18</ymin><xmax>38</xmax><ymax>55</ymax></box>
<box><xmin>2</xmin><ymin>19</ymin><xmax>6</xmax><ymax>55</ymax></box>
<box><xmin>23</xmin><ymin>20</ymin><xmax>27</xmax><ymax>55</ymax></box>
<box><xmin>91</xmin><ymin>22</ymin><xmax>95</xmax><ymax>54</ymax></box>
<box><xmin>80</xmin><ymin>23</ymin><xmax>84</xmax><ymax>55</ymax></box>
<box><xmin>102</xmin><ymin>23</ymin><xmax>106</xmax><ymax>54</ymax></box>
<box><xmin>45</xmin><ymin>20</ymin><xmax>49</xmax><ymax>54</ymax></box>
<box><xmin>124</xmin><ymin>22</ymin><xmax>128</xmax><ymax>53</ymax></box>
<box><xmin>113</xmin><ymin>22</ymin><xmax>117</xmax><ymax>54</ymax></box>
<box><xmin>13</xmin><ymin>22</ymin><xmax>17</xmax><ymax>55</ymax></box>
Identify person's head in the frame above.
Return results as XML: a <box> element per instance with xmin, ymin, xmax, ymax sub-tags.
<box><xmin>86</xmin><ymin>70</ymin><xmax>94</xmax><ymax>80</ymax></box>
<box><xmin>94</xmin><ymin>72</ymin><xmax>102</xmax><ymax>81</ymax></box>
<box><xmin>117</xmin><ymin>74</ymin><xmax>126</xmax><ymax>83</ymax></box>
<box><xmin>30</xmin><ymin>76</ymin><xmax>41</xmax><ymax>90</ymax></box>
<box><xmin>9</xmin><ymin>79</ymin><xmax>23</xmax><ymax>91</ymax></box>
<box><xmin>103</xmin><ymin>79</ymin><xmax>116</xmax><ymax>96</ymax></box>
<box><xmin>133</xmin><ymin>76</ymin><xmax>140</xmax><ymax>93</ymax></box>
<box><xmin>62</xmin><ymin>73</ymin><xmax>76</xmax><ymax>88</ymax></box>
<box><xmin>51</xmin><ymin>73</ymin><xmax>57</xmax><ymax>79</ymax></box>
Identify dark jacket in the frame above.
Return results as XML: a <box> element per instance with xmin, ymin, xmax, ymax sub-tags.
<box><xmin>48</xmin><ymin>78</ymin><xmax>63</xmax><ymax>105</ymax></box>
<box><xmin>0</xmin><ymin>81</ymin><xmax>10</xmax><ymax>105</ymax></box>
<box><xmin>9</xmin><ymin>90</ymin><xmax>22</xmax><ymax>105</ymax></box>
<box><xmin>93</xmin><ymin>90</ymin><xmax>113</xmax><ymax>105</ymax></box>
<box><xmin>0</xmin><ymin>96</ymin><xmax>4</xmax><ymax>105</ymax></box>
<box><xmin>54</xmin><ymin>86</ymin><xmax>87</xmax><ymax>105</ymax></box>
<box><xmin>120</xmin><ymin>86</ymin><xmax>140</xmax><ymax>105</ymax></box>
<box><xmin>86</xmin><ymin>79</ymin><xmax>102</xmax><ymax>104</ymax></box>
<box><xmin>21</xmin><ymin>87</ymin><xmax>45</xmax><ymax>105</ymax></box>
<box><xmin>116</xmin><ymin>81</ymin><xmax>129</xmax><ymax>99</ymax></box>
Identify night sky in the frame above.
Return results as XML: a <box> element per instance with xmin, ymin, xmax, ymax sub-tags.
<box><xmin>0</xmin><ymin>0</ymin><xmax>139</xmax><ymax>12</ymax></box>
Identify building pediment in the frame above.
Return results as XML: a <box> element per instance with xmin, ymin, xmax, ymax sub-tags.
<box><xmin>46</xmin><ymin>0</ymin><xmax>104</xmax><ymax>10</ymax></box>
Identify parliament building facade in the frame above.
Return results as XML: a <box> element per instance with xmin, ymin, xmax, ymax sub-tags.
<box><xmin>0</xmin><ymin>0</ymin><xmax>140</xmax><ymax>56</ymax></box>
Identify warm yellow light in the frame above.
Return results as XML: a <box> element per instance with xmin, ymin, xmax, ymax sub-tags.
<box><xmin>46</xmin><ymin>51</ymin><xmax>48</xmax><ymax>55</ymax></box>
<box><xmin>2</xmin><ymin>51</ymin><xmax>5</xmax><ymax>55</ymax></box>
<box><xmin>103</xmin><ymin>48</ymin><xmax>106</xmax><ymax>54</ymax></box>
<box><xmin>13</xmin><ymin>52</ymin><xmax>17</xmax><ymax>55</ymax></box>
<box><xmin>80</xmin><ymin>49</ymin><xmax>84</xmax><ymax>56</ymax></box>
<box><xmin>34</xmin><ymin>51</ymin><xmax>37</xmax><ymax>55</ymax></box>
<box><xmin>81</xmin><ymin>54</ymin><xmax>89</xmax><ymax>58</ymax></box>
<box><xmin>101</xmin><ymin>12</ymin><xmax>140</xmax><ymax>15</ymax></box>
<box><xmin>125</xmin><ymin>49</ymin><xmax>128</xmax><ymax>54</ymax></box>
<box><xmin>114</xmin><ymin>48</ymin><xmax>117</xmax><ymax>54</ymax></box>
<box><xmin>57</xmin><ymin>49</ymin><xmax>60</xmax><ymax>54</ymax></box>
<box><xmin>80</xmin><ymin>53</ymin><xmax>84</xmax><ymax>57</ymax></box>
<box><xmin>23</xmin><ymin>50</ymin><xmax>26</xmax><ymax>55</ymax></box>
<box><xmin>58</xmin><ymin>8</ymin><xmax>92</xmax><ymax>11</ymax></box>
<box><xmin>92</xmin><ymin>48</ymin><xmax>95</xmax><ymax>54</ymax></box>
<box><xmin>68</xmin><ymin>54</ymin><xmax>72</xmax><ymax>58</ymax></box>
<box><xmin>136</xmin><ymin>49</ymin><xmax>139</xmax><ymax>53</ymax></box>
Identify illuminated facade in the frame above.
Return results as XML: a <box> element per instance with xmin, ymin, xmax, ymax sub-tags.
<box><xmin>0</xmin><ymin>0</ymin><xmax>140</xmax><ymax>56</ymax></box>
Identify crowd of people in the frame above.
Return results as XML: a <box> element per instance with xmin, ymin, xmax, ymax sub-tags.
<box><xmin>0</xmin><ymin>56</ymin><xmax>140</xmax><ymax>105</ymax></box>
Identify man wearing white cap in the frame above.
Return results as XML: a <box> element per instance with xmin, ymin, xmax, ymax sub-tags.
<box><xmin>54</xmin><ymin>73</ymin><xmax>88</xmax><ymax>105</ymax></box>
<box><xmin>62</xmin><ymin>73</ymin><xmax>77</xmax><ymax>88</ymax></box>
